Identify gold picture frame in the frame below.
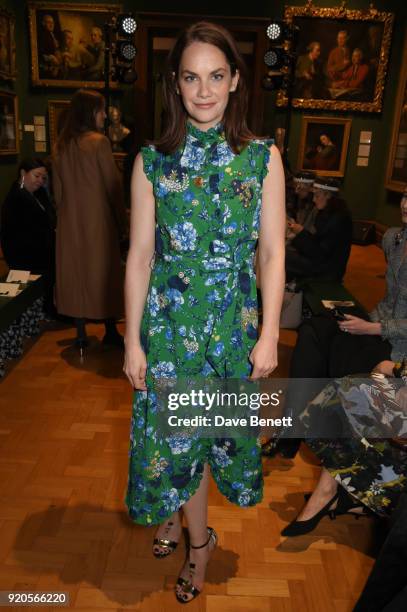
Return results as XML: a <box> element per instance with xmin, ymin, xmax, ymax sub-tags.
<box><xmin>278</xmin><ymin>2</ymin><xmax>394</xmax><ymax>113</ymax></box>
<box><xmin>385</xmin><ymin>33</ymin><xmax>407</xmax><ymax>192</ymax></box>
<box><xmin>297</xmin><ymin>116</ymin><xmax>351</xmax><ymax>177</ymax></box>
<box><xmin>0</xmin><ymin>90</ymin><xmax>19</xmax><ymax>155</ymax></box>
<box><xmin>28</xmin><ymin>2</ymin><xmax>121</xmax><ymax>88</ymax></box>
<box><xmin>0</xmin><ymin>8</ymin><xmax>17</xmax><ymax>80</ymax></box>
<box><xmin>48</xmin><ymin>99</ymin><xmax>70</xmax><ymax>151</ymax></box>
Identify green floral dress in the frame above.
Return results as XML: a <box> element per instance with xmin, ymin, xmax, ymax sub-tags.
<box><xmin>126</xmin><ymin>122</ymin><xmax>272</xmax><ymax>525</ymax></box>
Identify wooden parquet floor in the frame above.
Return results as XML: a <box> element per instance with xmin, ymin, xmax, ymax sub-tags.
<box><xmin>0</xmin><ymin>245</ymin><xmax>387</xmax><ymax>611</ymax></box>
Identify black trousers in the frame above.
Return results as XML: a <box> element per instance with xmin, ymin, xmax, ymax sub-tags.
<box><xmin>354</xmin><ymin>492</ymin><xmax>407</xmax><ymax>612</ymax></box>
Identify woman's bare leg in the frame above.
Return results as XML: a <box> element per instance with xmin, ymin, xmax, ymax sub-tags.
<box><xmin>176</xmin><ymin>464</ymin><xmax>216</xmax><ymax>601</ymax></box>
<box><xmin>297</xmin><ymin>467</ymin><xmax>338</xmax><ymax>521</ymax></box>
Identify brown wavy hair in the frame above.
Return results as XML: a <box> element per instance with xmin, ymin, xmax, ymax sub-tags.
<box><xmin>154</xmin><ymin>21</ymin><xmax>257</xmax><ymax>155</ymax></box>
<box><xmin>55</xmin><ymin>89</ymin><xmax>104</xmax><ymax>153</ymax></box>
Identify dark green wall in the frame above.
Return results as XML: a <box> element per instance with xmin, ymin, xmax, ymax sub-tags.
<box><xmin>1</xmin><ymin>0</ymin><xmax>406</xmax><ymax>226</ymax></box>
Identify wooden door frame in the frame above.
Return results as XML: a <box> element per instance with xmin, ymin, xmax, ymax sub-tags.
<box><xmin>133</xmin><ymin>12</ymin><xmax>270</xmax><ymax>149</ymax></box>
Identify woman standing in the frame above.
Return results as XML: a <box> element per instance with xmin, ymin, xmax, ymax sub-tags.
<box><xmin>124</xmin><ymin>22</ymin><xmax>285</xmax><ymax>603</ymax></box>
<box><xmin>52</xmin><ymin>89</ymin><xmax>128</xmax><ymax>352</ymax></box>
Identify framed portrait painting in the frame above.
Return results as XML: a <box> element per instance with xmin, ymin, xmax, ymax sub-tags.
<box><xmin>0</xmin><ymin>91</ymin><xmax>19</xmax><ymax>155</ymax></box>
<box><xmin>0</xmin><ymin>8</ymin><xmax>17</xmax><ymax>80</ymax></box>
<box><xmin>297</xmin><ymin>116</ymin><xmax>351</xmax><ymax>178</ymax></box>
<box><xmin>385</xmin><ymin>34</ymin><xmax>407</xmax><ymax>192</ymax></box>
<box><xmin>278</xmin><ymin>3</ymin><xmax>394</xmax><ymax>112</ymax></box>
<box><xmin>28</xmin><ymin>2</ymin><xmax>121</xmax><ymax>88</ymax></box>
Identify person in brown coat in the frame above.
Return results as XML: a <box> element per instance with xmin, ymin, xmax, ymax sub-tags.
<box><xmin>52</xmin><ymin>89</ymin><xmax>128</xmax><ymax>352</ymax></box>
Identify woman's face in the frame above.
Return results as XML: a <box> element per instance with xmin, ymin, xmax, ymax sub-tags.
<box><xmin>177</xmin><ymin>41</ymin><xmax>239</xmax><ymax>131</ymax></box>
<box><xmin>320</xmin><ymin>134</ymin><xmax>330</xmax><ymax>146</ymax></box>
<box><xmin>94</xmin><ymin>105</ymin><xmax>106</xmax><ymax>131</ymax></box>
<box><xmin>21</xmin><ymin>167</ymin><xmax>47</xmax><ymax>193</ymax></box>
<box><xmin>313</xmin><ymin>188</ymin><xmax>330</xmax><ymax>210</ymax></box>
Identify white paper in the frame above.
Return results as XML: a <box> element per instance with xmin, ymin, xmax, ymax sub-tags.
<box><xmin>357</xmin><ymin>157</ymin><xmax>369</xmax><ymax>167</ymax></box>
<box><xmin>359</xmin><ymin>131</ymin><xmax>372</xmax><ymax>144</ymax></box>
<box><xmin>34</xmin><ymin>115</ymin><xmax>45</xmax><ymax>125</ymax></box>
<box><xmin>6</xmin><ymin>270</ymin><xmax>30</xmax><ymax>283</ymax></box>
<box><xmin>28</xmin><ymin>274</ymin><xmax>42</xmax><ymax>281</ymax></box>
<box><xmin>0</xmin><ymin>283</ymin><xmax>20</xmax><ymax>297</ymax></box>
<box><xmin>358</xmin><ymin>144</ymin><xmax>370</xmax><ymax>157</ymax></box>
<box><xmin>24</xmin><ymin>124</ymin><xmax>34</xmax><ymax>132</ymax></box>
<box><xmin>322</xmin><ymin>300</ymin><xmax>355</xmax><ymax>309</ymax></box>
<box><xmin>34</xmin><ymin>125</ymin><xmax>46</xmax><ymax>141</ymax></box>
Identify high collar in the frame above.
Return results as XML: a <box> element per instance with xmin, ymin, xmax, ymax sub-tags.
<box><xmin>186</xmin><ymin>121</ymin><xmax>225</xmax><ymax>146</ymax></box>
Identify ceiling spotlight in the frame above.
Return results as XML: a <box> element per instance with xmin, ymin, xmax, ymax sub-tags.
<box><xmin>117</xmin><ymin>41</ymin><xmax>137</xmax><ymax>62</ymax></box>
<box><xmin>264</xmin><ymin>48</ymin><xmax>285</xmax><ymax>69</ymax></box>
<box><xmin>117</xmin><ymin>14</ymin><xmax>137</xmax><ymax>36</ymax></box>
<box><xmin>266</xmin><ymin>21</ymin><xmax>284</xmax><ymax>42</ymax></box>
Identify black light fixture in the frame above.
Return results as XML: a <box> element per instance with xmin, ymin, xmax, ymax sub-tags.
<box><xmin>117</xmin><ymin>40</ymin><xmax>137</xmax><ymax>62</ymax></box>
<box><xmin>117</xmin><ymin>14</ymin><xmax>137</xmax><ymax>36</ymax></box>
<box><xmin>262</xmin><ymin>72</ymin><xmax>284</xmax><ymax>91</ymax></box>
<box><xmin>264</xmin><ymin>48</ymin><xmax>284</xmax><ymax>69</ymax></box>
<box><xmin>112</xmin><ymin>64</ymin><xmax>138</xmax><ymax>84</ymax></box>
<box><xmin>266</xmin><ymin>21</ymin><xmax>285</xmax><ymax>43</ymax></box>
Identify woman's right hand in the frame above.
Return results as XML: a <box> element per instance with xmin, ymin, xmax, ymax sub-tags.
<box><xmin>123</xmin><ymin>343</ymin><xmax>147</xmax><ymax>391</ymax></box>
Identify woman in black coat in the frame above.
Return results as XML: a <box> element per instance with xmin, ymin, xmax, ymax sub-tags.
<box><xmin>286</xmin><ymin>177</ymin><xmax>352</xmax><ymax>282</ymax></box>
<box><xmin>0</xmin><ymin>158</ymin><xmax>56</xmax><ymax>313</ymax></box>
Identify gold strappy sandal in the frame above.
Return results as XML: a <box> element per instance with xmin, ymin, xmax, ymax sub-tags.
<box><xmin>152</xmin><ymin>520</ymin><xmax>180</xmax><ymax>559</ymax></box>
<box><xmin>175</xmin><ymin>526</ymin><xmax>217</xmax><ymax>604</ymax></box>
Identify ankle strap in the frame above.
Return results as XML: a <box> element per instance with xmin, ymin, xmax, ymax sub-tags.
<box><xmin>190</xmin><ymin>527</ymin><xmax>214</xmax><ymax>550</ymax></box>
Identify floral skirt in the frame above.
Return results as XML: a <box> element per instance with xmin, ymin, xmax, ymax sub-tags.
<box><xmin>303</xmin><ymin>377</ymin><xmax>407</xmax><ymax>517</ymax></box>
<box><xmin>126</xmin><ymin>387</ymin><xmax>263</xmax><ymax>525</ymax></box>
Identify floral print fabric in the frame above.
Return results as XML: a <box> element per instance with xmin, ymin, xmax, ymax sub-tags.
<box><xmin>126</xmin><ymin>123</ymin><xmax>272</xmax><ymax>525</ymax></box>
<box><xmin>302</xmin><ymin>376</ymin><xmax>407</xmax><ymax>517</ymax></box>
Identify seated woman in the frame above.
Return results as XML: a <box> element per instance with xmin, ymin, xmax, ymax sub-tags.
<box><xmin>266</xmin><ymin>187</ymin><xmax>407</xmax><ymax>460</ymax></box>
<box><xmin>286</xmin><ymin>177</ymin><xmax>353</xmax><ymax>282</ymax></box>
<box><xmin>0</xmin><ymin>158</ymin><xmax>56</xmax><ymax>314</ymax></box>
<box><xmin>281</xmin><ymin>358</ymin><xmax>407</xmax><ymax>537</ymax></box>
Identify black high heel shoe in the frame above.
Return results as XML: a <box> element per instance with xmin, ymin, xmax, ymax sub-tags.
<box><xmin>74</xmin><ymin>337</ymin><xmax>89</xmax><ymax>358</ymax></box>
<box><xmin>304</xmin><ymin>488</ymin><xmax>371</xmax><ymax>519</ymax></box>
<box><xmin>175</xmin><ymin>526</ymin><xmax>217</xmax><ymax>604</ymax></box>
<box><xmin>334</xmin><ymin>487</ymin><xmax>371</xmax><ymax>518</ymax></box>
<box><xmin>281</xmin><ymin>491</ymin><xmax>339</xmax><ymax>537</ymax></box>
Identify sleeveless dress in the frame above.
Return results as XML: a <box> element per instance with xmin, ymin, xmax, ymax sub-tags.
<box><xmin>126</xmin><ymin>122</ymin><xmax>273</xmax><ymax>525</ymax></box>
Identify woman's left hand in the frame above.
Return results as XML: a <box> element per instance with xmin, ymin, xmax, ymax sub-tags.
<box><xmin>338</xmin><ymin>315</ymin><xmax>381</xmax><ymax>335</ymax></box>
<box><xmin>249</xmin><ymin>337</ymin><xmax>278</xmax><ymax>378</ymax></box>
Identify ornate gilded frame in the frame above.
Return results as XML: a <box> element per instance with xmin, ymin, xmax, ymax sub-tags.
<box><xmin>297</xmin><ymin>115</ymin><xmax>351</xmax><ymax>177</ymax></box>
<box><xmin>0</xmin><ymin>90</ymin><xmax>19</xmax><ymax>155</ymax></box>
<box><xmin>0</xmin><ymin>8</ymin><xmax>17</xmax><ymax>80</ymax></box>
<box><xmin>279</xmin><ymin>1</ymin><xmax>394</xmax><ymax>112</ymax></box>
<box><xmin>48</xmin><ymin>99</ymin><xmax>69</xmax><ymax>151</ymax></box>
<box><xmin>28</xmin><ymin>2</ymin><xmax>120</xmax><ymax>88</ymax></box>
<box><xmin>385</xmin><ymin>32</ymin><xmax>407</xmax><ymax>192</ymax></box>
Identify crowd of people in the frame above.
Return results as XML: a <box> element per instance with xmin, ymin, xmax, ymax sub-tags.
<box><xmin>0</xmin><ymin>19</ymin><xmax>406</xmax><ymax>609</ymax></box>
